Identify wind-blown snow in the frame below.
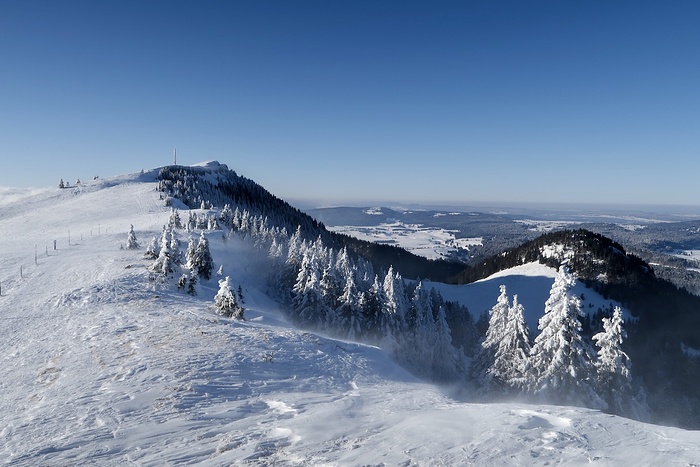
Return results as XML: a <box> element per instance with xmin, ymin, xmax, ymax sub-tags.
<box><xmin>1</xmin><ymin>169</ymin><xmax>699</xmax><ymax>465</ymax></box>
<box><xmin>0</xmin><ymin>186</ymin><xmax>51</xmax><ymax>206</ymax></box>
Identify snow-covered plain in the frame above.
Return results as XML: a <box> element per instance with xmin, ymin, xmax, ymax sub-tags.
<box><xmin>2</xmin><ymin>170</ymin><xmax>700</xmax><ymax>466</ymax></box>
<box><xmin>327</xmin><ymin>222</ymin><xmax>482</xmax><ymax>261</ymax></box>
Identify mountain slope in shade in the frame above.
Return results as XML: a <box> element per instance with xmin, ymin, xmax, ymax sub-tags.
<box><xmin>2</xmin><ymin>166</ymin><xmax>700</xmax><ymax>465</ymax></box>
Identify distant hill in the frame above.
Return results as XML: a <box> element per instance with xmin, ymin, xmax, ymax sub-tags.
<box><xmin>451</xmin><ymin>228</ymin><xmax>700</xmax><ymax>428</ymax></box>
<box><xmin>157</xmin><ymin>163</ymin><xmax>464</xmax><ymax>282</ymax></box>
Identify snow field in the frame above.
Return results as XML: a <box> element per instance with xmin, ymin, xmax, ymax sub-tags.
<box><xmin>327</xmin><ymin>221</ymin><xmax>481</xmax><ymax>261</ymax></box>
<box><xmin>2</xmin><ymin>170</ymin><xmax>700</xmax><ymax>465</ymax></box>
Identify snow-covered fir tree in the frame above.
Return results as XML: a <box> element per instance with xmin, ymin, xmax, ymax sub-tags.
<box><xmin>144</xmin><ymin>236</ymin><xmax>159</xmax><ymax>259</ymax></box>
<box><xmin>219</xmin><ymin>203</ymin><xmax>233</xmax><ymax>227</ymax></box>
<box><xmin>186</xmin><ymin>211</ymin><xmax>197</xmax><ymax>232</ymax></box>
<box><xmin>471</xmin><ymin>285</ymin><xmax>511</xmax><ymax>393</ymax></box>
<box><xmin>169</xmin><ymin>208</ymin><xmax>182</xmax><ymax>229</ymax></box>
<box><xmin>336</xmin><ymin>268</ymin><xmax>362</xmax><ymax>340</ymax></box>
<box><xmin>214</xmin><ymin>276</ymin><xmax>244</xmax><ymax>319</ymax></box>
<box><xmin>169</xmin><ymin>229</ymin><xmax>181</xmax><ymax>264</ymax></box>
<box><xmin>292</xmin><ymin>249</ymin><xmax>326</xmax><ymax>327</ymax></box>
<box><xmin>126</xmin><ymin>224</ymin><xmax>139</xmax><ymax>250</ymax></box>
<box><xmin>592</xmin><ymin>306</ymin><xmax>636</xmax><ymax>414</ymax></box>
<box><xmin>186</xmin><ymin>271</ymin><xmax>197</xmax><ymax>295</ymax></box>
<box><xmin>150</xmin><ymin>225</ymin><xmax>177</xmax><ymax>276</ymax></box>
<box><xmin>359</xmin><ymin>275</ymin><xmax>385</xmax><ymax>342</ymax></box>
<box><xmin>382</xmin><ymin>266</ymin><xmax>408</xmax><ymax>336</ymax></box>
<box><xmin>527</xmin><ymin>264</ymin><xmax>602</xmax><ymax>407</ymax></box>
<box><xmin>191</xmin><ymin>231</ymin><xmax>214</xmax><ymax>280</ymax></box>
<box><xmin>177</xmin><ymin>273</ymin><xmax>187</xmax><ymax>290</ymax></box>
<box><xmin>490</xmin><ymin>294</ymin><xmax>531</xmax><ymax>393</ymax></box>
<box><xmin>185</xmin><ymin>235</ymin><xmax>197</xmax><ymax>269</ymax></box>
<box><xmin>429</xmin><ymin>300</ymin><xmax>462</xmax><ymax>381</ymax></box>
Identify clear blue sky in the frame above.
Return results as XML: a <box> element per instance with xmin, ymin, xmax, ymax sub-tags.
<box><xmin>1</xmin><ymin>0</ymin><xmax>699</xmax><ymax>206</ymax></box>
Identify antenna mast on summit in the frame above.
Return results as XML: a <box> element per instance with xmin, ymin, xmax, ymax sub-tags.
<box><xmin>173</xmin><ymin>147</ymin><xmax>177</xmax><ymax>165</ymax></box>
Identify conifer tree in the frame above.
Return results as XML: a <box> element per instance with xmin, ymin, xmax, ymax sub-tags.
<box><xmin>187</xmin><ymin>271</ymin><xmax>197</xmax><ymax>295</ymax></box>
<box><xmin>190</xmin><ymin>231</ymin><xmax>214</xmax><ymax>280</ymax></box>
<box><xmin>214</xmin><ymin>276</ymin><xmax>244</xmax><ymax>319</ymax></box>
<box><xmin>471</xmin><ymin>285</ymin><xmax>510</xmax><ymax>392</ymax></box>
<box><xmin>187</xmin><ymin>211</ymin><xmax>197</xmax><ymax>231</ymax></box>
<box><xmin>185</xmin><ymin>235</ymin><xmax>197</xmax><ymax>269</ymax></box>
<box><xmin>177</xmin><ymin>273</ymin><xmax>187</xmax><ymax>290</ymax></box>
<box><xmin>144</xmin><ymin>236</ymin><xmax>159</xmax><ymax>259</ymax></box>
<box><xmin>383</xmin><ymin>266</ymin><xmax>408</xmax><ymax>332</ymax></box>
<box><xmin>430</xmin><ymin>303</ymin><xmax>461</xmax><ymax>381</ymax></box>
<box><xmin>593</xmin><ymin>306</ymin><xmax>634</xmax><ymax>413</ymax></box>
<box><xmin>291</xmin><ymin>249</ymin><xmax>327</xmax><ymax>326</ymax></box>
<box><xmin>169</xmin><ymin>208</ymin><xmax>182</xmax><ymax>229</ymax></box>
<box><xmin>126</xmin><ymin>224</ymin><xmax>140</xmax><ymax>250</ymax></box>
<box><xmin>220</xmin><ymin>203</ymin><xmax>233</xmax><ymax>227</ymax></box>
<box><xmin>169</xmin><ymin>229</ymin><xmax>181</xmax><ymax>264</ymax></box>
<box><xmin>491</xmin><ymin>294</ymin><xmax>531</xmax><ymax>393</ymax></box>
<box><xmin>359</xmin><ymin>275</ymin><xmax>384</xmax><ymax>341</ymax></box>
<box><xmin>528</xmin><ymin>265</ymin><xmax>602</xmax><ymax>407</ymax></box>
<box><xmin>151</xmin><ymin>225</ymin><xmax>174</xmax><ymax>276</ymax></box>
<box><xmin>336</xmin><ymin>270</ymin><xmax>362</xmax><ymax>339</ymax></box>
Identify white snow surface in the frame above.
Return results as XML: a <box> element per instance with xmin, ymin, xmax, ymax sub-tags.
<box><xmin>2</xmin><ymin>170</ymin><xmax>700</xmax><ymax>466</ymax></box>
<box><xmin>327</xmin><ymin>222</ymin><xmax>481</xmax><ymax>261</ymax></box>
<box><xmin>428</xmin><ymin>262</ymin><xmax>624</xmax><ymax>332</ymax></box>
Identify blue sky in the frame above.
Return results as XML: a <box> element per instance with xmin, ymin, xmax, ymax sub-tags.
<box><xmin>1</xmin><ymin>1</ymin><xmax>699</xmax><ymax>207</ymax></box>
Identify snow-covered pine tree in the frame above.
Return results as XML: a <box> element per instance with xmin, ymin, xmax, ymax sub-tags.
<box><xmin>219</xmin><ymin>203</ymin><xmax>233</xmax><ymax>227</ymax></box>
<box><xmin>150</xmin><ymin>225</ymin><xmax>174</xmax><ymax>276</ymax></box>
<box><xmin>528</xmin><ymin>264</ymin><xmax>602</xmax><ymax>407</ymax></box>
<box><xmin>177</xmin><ymin>273</ymin><xmax>187</xmax><ymax>290</ymax></box>
<box><xmin>169</xmin><ymin>208</ymin><xmax>182</xmax><ymax>229</ymax></box>
<box><xmin>207</xmin><ymin>214</ymin><xmax>219</xmax><ymax>231</ymax></box>
<box><xmin>186</xmin><ymin>211</ymin><xmax>197</xmax><ymax>232</ymax></box>
<box><xmin>359</xmin><ymin>275</ymin><xmax>385</xmax><ymax>342</ymax></box>
<box><xmin>291</xmin><ymin>249</ymin><xmax>326</xmax><ymax>327</ymax></box>
<box><xmin>336</xmin><ymin>268</ymin><xmax>362</xmax><ymax>340</ymax></box>
<box><xmin>185</xmin><ymin>235</ymin><xmax>196</xmax><ymax>269</ymax></box>
<box><xmin>214</xmin><ymin>276</ymin><xmax>244</xmax><ymax>319</ymax></box>
<box><xmin>382</xmin><ymin>266</ymin><xmax>408</xmax><ymax>333</ymax></box>
<box><xmin>319</xmin><ymin>261</ymin><xmax>340</xmax><ymax>326</ymax></box>
<box><xmin>126</xmin><ymin>224</ymin><xmax>139</xmax><ymax>250</ymax></box>
<box><xmin>169</xmin><ymin>229</ymin><xmax>181</xmax><ymax>264</ymax></box>
<box><xmin>191</xmin><ymin>231</ymin><xmax>214</xmax><ymax>280</ymax></box>
<box><xmin>490</xmin><ymin>294</ymin><xmax>531</xmax><ymax>393</ymax></box>
<box><xmin>471</xmin><ymin>285</ymin><xmax>511</xmax><ymax>393</ymax></box>
<box><xmin>430</xmin><ymin>302</ymin><xmax>462</xmax><ymax>381</ymax></box>
<box><xmin>286</xmin><ymin>226</ymin><xmax>304</xmax><ymax>267</ymax></box>
<box><xmin>398</xmin><ymin>281</ymin><xmax>437</xmax><ymax>377</ymax></box>
<box><xmin>187</xmin><ymin>271</ymin><xmax>197</xmax><ymax>295</ymax></box>
<box><xmin>144</xmin><ymin>236</ymin><xmax>159</xmax><ymax>259</ymax></box>
<box><xmin>592</xmin><ymin>306</ymin><xmax>635</xmax><ymax>414</ymax></box>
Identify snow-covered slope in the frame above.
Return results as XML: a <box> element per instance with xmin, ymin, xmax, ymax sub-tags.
<box><xmin>2</xmin><ymin>170</ymin><xmax>700</xmax><ymax>466</ymax></box>
<box><xmin>429</xmin><ymin>262</ymin><xmax>624</xmax><ymax>331</ymax></box>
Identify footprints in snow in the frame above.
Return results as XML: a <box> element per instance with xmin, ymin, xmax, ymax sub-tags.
<box><xmin>512</xmin><ymin>409</ymin><xmax>594</xmax><ymax>460</ymax></box>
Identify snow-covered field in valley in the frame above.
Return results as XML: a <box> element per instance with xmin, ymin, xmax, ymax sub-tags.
<box><xmin>327</xmin><ymin>222</ymin><xmax>481</xmax><ymax>261</ymax></box>
<box><xmin>2</xmin><ymin>170</ymin><xmax>700</xmax><ymax>466</ymax></box>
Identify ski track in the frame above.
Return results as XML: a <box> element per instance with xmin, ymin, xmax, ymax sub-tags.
<box><xmin>2</xmin><ymin>172</ymin><xmax>700</xmax><ymax>466</ymax></box>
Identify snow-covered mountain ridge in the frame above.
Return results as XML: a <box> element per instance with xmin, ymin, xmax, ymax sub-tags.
<box><xmin>2</xmin><ymin>166</ymin><xmax>700</xmax><ymax>465</ymax></box>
